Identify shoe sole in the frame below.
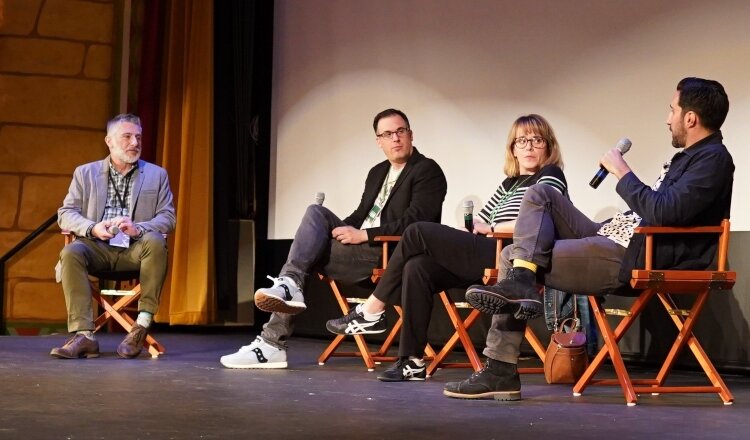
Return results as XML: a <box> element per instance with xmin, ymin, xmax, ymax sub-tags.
<box><xmin>255</xmin><ymin>293</ymin><xmax>306</xmax><ymax>315</ymax></box>
<box><xmin>325</xmin><ymin>321</ymin><xmax>387</xmax><ymax>335</ymax></box>
<box><xmin>50</xmin><ymin>351</ymin><xmax>100</xmax><ymax>359</ymax></box>
<box><xmin>465</xmin><ymin>287</ymin><xmax>543</xmax><ymax>320</ymax></box>
<box><xmin>443</xmin><ymin>389</ymin><xmax>521</xmax><ymax>401</ymax></box>
<box><xmin>377</xmin><ymin>375</ymin><xmax>426</xmax><ymax>382</ymax></box>
<box><xmin>220</xmin><ymin>360</ymin><xmax>288</xmax><ymax>369</ymax></box>
<box><xmin>117</xmin><ymin>350</ymin><xmax>143</xmax><ymax>359</ymax></box>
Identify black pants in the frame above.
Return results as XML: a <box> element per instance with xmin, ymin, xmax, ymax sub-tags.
<box><xmin>371</xmin><ymin>221</ymin><xmax>500</xmax><ymax>357</ymax></box>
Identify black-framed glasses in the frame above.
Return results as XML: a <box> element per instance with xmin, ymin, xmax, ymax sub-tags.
<box><xmin>514</xmin><ymin>136</ymin><xmax>546</xmax><ymax>149</ymax></box>
<box><xmin>377</xmin><ymin>127</ymin><xmax>411</xmax><ymax>139</ymax></box>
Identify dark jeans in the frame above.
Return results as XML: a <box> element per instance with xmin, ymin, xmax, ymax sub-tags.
<box><xmin>370</xmin><ymin>221</ymin><xmax>497</xmax><ymax>357</ymax></box>
<box><xmin>486</xmin><ymin>184</ymin><xmax>627</xmax><ymax>363</ymax></box>
<box><xmin>261</xmin><ymin>204</ymin><xmax>381</xmax><ymax>348</ymax></box>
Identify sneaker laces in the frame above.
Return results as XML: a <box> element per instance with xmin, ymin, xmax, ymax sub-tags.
<box><xmin>266</xmin><ymin>275</ymin><xmax>285</xmax><ymax>287</ymax></box>
<box><xmin>393</xmin><ymin>357</ymin><xmax>410</xmax><ymax>370</ymax></box>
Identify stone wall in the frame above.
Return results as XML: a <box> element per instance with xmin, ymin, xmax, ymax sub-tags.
<box><xmin>0</xmin><ymin>0</ymin><xmax>116</xmax><ymax>333</ymax></box>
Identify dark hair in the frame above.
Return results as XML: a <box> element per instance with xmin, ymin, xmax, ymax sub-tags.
<box><xmin>107</xmin><ymin>113</ymin><xmax>142</xmax><ymax>134</ymax></box>
<box><xmin>373</xmin><ymin>108</ymin><xmax>410</xmax><ymax>133</ymax></box>
<box><xmin>676</xmin><ymin>77</ymin><xmax>729</xmax><ymax>131</ymax></box>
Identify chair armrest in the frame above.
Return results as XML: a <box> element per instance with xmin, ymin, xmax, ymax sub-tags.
<box><xmin>486</xmin><ymin>232</ymin><xmax>512</xmax><ymax>239</ymax></box>
<box><xmin>634</xmin><ymin>225</ymin><xmax>723</xmax><ymax>234</ymax></box>
<box><xmin>371</xmin><ymin>236</ymin><xmax>401</xmax><ymax>281</ymax></box>
<box><xmin>373</xmin><ymin>235</ymin><xmax>401</xmax><ymax>242</ymax></box>
<box><xmin>634</xmin><ymin>219</ymin><xmax>731</xmax><ymax>273</ymax></box>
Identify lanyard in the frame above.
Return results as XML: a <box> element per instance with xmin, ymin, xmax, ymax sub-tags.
<box><xmin>108</xmin><ymin>170</ymin><xmax>132</xmax><ymax>212</ymax></box>
<box><xmin>489</xmin><ymin>174</ymin><xmax>532</xmax><ymax>223</ymax></box>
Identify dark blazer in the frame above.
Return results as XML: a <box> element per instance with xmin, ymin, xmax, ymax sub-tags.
<box><xmin>343</xmin><ymin>147</ymin><xmax>447</xmax><ymax>245</ymax></box>
<box><xmin>616</xmin><ymin>131</ymin><xmax>734</xmax><ymax>283</ymax></box>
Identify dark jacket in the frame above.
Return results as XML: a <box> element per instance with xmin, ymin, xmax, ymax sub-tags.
<box><xmin>343</xmin><ymin>147</ymin><xmax>447</xmax><ymax>245</ymax></box>
<box><xmin>616</xmin><ymin>131</ymin><xmax>734</xmax><ymax>284</ymax></box>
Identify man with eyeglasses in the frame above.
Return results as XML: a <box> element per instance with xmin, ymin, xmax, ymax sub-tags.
<box><xmin>220</xmin><ymin>108</ymin><xmax>448</xmax><ymax>369</ymax></box>
<box><xmin>444</xmin><ymin>77</ymin><xmax>734</xmax><ymax>400</ymax></box>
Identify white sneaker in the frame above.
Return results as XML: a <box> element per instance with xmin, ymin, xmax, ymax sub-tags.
<box><xmin>254</xmin><ymin>275</ymin><xmax>306</xmax><ymax>315</ymax></box>
<box><xmin>220</xmin><ymin>336</ymin><xmax>288</xmax><ymax>369</ymax></box>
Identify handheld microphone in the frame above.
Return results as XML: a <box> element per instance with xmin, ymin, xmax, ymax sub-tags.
<box><xmin>314</xmin><ymin>192</ymin><xmax>325</xmax><ymax>206</ymax></box>
<box><xmin>589</xmin><ymin>138</ymin><xmax>632</xmax><ymax>189</ymax></box>
<box><xmin>463</xmin><ymin>200</ymin><xmax>474</xmax><ymax>232</ymax></box>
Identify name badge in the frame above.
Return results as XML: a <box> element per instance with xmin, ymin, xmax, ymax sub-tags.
<box><xmin>109</xmin><ymin>231</ymin><xmax>130</xmax><ymax>248</ymax></box>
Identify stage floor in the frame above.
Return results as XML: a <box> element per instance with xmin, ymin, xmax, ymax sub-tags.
<box><xmin>1</xmin><ymin>330</ymin><xmax>747</xmax><ymax>439</ymax></box>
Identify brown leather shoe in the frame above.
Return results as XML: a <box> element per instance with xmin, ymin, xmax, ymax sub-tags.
<box><xmin>117</xmin><ymin>324</ymin><xmax>149</xmax><ymax>358</ymax></box>
<box><xmin>50</xmin><ymin>333</ymin><xmax>100</xmax><ymax>359</ymax></box>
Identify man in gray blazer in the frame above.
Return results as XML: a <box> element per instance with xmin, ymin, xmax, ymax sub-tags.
<box><xmin>52</xmin><ymin>113</ymin><xmax>176</xmax><ymax>359</ymax></box>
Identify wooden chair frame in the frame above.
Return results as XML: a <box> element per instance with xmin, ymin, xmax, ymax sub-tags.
<box><xmin>572</xmin><ymin>219</ymin><xmax>735</xmax><ymax>405</ymax></box>
<box><xmin>317</xmin><ymin>236</ymin><xmax>436</xmax><ymax>371</ymax></box>
<box><xmin>62</xmin><ymin>231</ymin><xmax>165</xmax><ymax>358</ymax></box>
<box><xmin>427</xmin><ymin>231</ymin><xmax>546</xmax><ymax>376</ymax></box>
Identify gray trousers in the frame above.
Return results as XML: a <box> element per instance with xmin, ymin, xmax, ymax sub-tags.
<box><xmin>485</xmin><ymin>185</ymin><xmax>627</xmax><ymax>363</ymax></box>
<box><xmin>261</xmin><ymin>205</ymin><xmax>381</xmax><ymax>348</ymax></box>
<box><xmin>59</xmin><ymin>232</ymin><xmax>168</xmax><ymax>332</ymax></box>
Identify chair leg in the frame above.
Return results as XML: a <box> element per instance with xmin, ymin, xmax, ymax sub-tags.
<box><xmin>317</xmin><ymin>277</ymin><xmax>400</xmax><ymax>371</ymax></box>
<box><xmin>92</xmin><ymin>289</ymin><xmax>165</xmax><ymax>358</ymax></box>
<box><xmin>655</xmin><ymin>292</ymin><xmax>734</xmax><ymax>404</ymax></box>
<box><xmin>426</xmin><ymin>293</ymin><xmax>483</xmax><ymax>377</ymax></box>
<box><xmin>573</xmin><ymin>294</ymin><xmax>651</xmax><ymax>405</ymax></box>
<box><xmin>575</xmin><ymin>291</ymin><xmax>734</xmax><ymax>405</ymax></box>
<box><xmin>517</xmin><ymin>327</ymin><xmax>545</xmax><ymax>375</ymax></box>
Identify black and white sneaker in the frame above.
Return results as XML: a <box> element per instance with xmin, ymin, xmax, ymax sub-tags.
<box><xmin>377</xmin><ymin>357</ymin><xmax>427</xmax><ymax>382</ymax></box>
<box><xmin>325</xmin><ymin>304</ymin><xmax>387</xmax><ymax>335</ymax></box>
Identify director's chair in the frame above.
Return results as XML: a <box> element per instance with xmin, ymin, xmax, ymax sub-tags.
<box><xmin>572</xmin><ymin>220</ymin><xmax>735</xmax><ymax>405</ymax></box>
<box><xmin>426</xmin><ymin>231</ymin><xmax>546</xmax><ymax>377</ymax></box>
<box><xmin>317</xmin><ymin>236</ymin><xmax>436</xmax><ymax>371</ymax></box>
<box><xmin>62</xmin><ymin>231</ymin><xmax>165</xmax><ymax>358</ymax></box>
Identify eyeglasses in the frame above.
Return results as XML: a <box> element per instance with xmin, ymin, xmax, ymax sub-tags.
<box><xmin>376</xmin><ymin>127</ymin><xmax>411</xmax><ymax>139</ymax></box>
<box><xmin>514</xmin><ymin>136</ymin><xmax>546</xmax><ymax>149</ymax></box>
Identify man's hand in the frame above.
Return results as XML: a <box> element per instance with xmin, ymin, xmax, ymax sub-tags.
<box><xmin>332</xmin><ymin>226</ymin><xmax>368</xmax><ymax>244</ymax></box>
<box><xmin>600</xmin><ymin>147</ymin><xmax>632</xmax><ymax>180</ymax></box>
<box><xmin>112</xmin><ymin>216</ymin><xmax>140</xmax><ymax>237</ymax></box>
<box><xmin>91</xmin><ymin>221</ymin><xmax>116</xmax><ymax>240</ymax></box>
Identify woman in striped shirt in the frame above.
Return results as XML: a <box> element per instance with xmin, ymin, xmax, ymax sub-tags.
<box><xmin>326</xmin><ymin>114</ymin><xmax>567</xmax><ymax>382</ymax></box>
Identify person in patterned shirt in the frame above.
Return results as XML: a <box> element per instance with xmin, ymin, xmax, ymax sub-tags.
<box><xmin>326</xmin><ymin>114</ymin><xmax>567</xmax><ymax>382</ymax></box>
<box><xmin>446</xmin><ymin>77</ymin><xmax>734</xmax><ymax>401</ymax></box>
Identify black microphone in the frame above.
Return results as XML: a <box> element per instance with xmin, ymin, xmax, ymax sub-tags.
<box><xmin>463</xmin><ymin>200</ymin><xmax>474</xmax><ymax>232</ymax></box>
<box><xmin>315</xmin><ymin>192</ymin><xmax>325</xmax><ymax>206</ymax></box>
<box><xmin>589</xmin><ymin>138</ymin><xmax>632</xmax><ymax>189</ymax></box>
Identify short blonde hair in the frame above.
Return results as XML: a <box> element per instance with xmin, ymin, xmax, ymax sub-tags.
<box><xmin>503</xmin><ymin>114</ymin><xmax>564</xmax><ymax>177</ymax></box>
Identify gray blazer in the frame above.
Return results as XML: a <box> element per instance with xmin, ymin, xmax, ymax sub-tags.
<box><xmin>58</xmin><ymin>156</ymin><xmax>176</xmax><ymax>237</ymax></box>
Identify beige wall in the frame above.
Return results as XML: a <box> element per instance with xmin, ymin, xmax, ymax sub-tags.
<box><xmin>270</xmin><ymin>0</ymin><xmax>750</xmax><ymax>237</ymax></box>
<box><xmin>0</xmin><ymin>0</ymin><xmax>115</xmax><ymax>332</ymax></box>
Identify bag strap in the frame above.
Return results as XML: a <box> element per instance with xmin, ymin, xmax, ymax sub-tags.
<box><xmin>553</xmin><ymin>291</ymin><xmax>581</xmax><ymax>333</ymax></box>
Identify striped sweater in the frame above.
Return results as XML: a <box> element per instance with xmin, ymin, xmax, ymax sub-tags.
<box><xmin>477</xmin><ymin>165</ymin><xmax>567</xmax><ymax>225</ymax></box>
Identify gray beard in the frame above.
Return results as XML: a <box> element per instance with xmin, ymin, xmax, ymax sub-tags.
<box><xmin>113</xmin><ymin>150</ymin><xmax>141</xmax><ymax>164</ymax></box>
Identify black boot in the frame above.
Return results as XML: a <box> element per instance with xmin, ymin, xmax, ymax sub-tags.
<box><xmin>443</xmin><ymin>358</ymin><xmax>521</xmax><ymax>401</ymax></box>
<box><xmin>465</xmin><ymin>267</ymin><xmax>542</xmax><ymax>320</ymax></box>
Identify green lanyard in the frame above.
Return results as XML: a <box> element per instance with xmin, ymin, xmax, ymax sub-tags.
<box><xmin>488</xmin><ymin>174</ymin><xmax>532</xmax><ymax>223</ymax></box>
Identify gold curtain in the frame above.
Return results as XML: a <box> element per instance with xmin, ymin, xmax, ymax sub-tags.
<box><xmin>154</xmin><ymin>0</ymin><xmax>214</xmax><ymax>324</ymax></box>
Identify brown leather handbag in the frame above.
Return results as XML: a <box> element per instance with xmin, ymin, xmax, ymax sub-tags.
<box><xmin>544</xmin><ymin>296</ymin><xmax>589</xmax><ymax>384</ymax></box>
